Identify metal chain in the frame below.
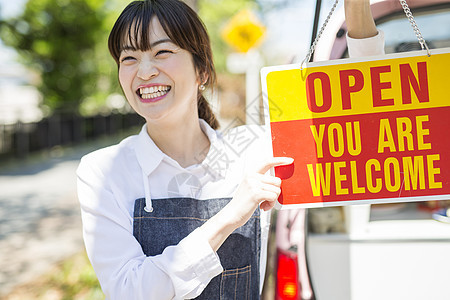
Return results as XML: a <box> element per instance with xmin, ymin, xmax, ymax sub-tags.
<box><xmin>300</xmin><ymin>0</ymin><xmax>431</xmax><ymax>69</ymax></box>
<box><xmin>301</xmin><ymin>0</ymin><xmax>340</xmax><ymax>69</ymax></box>
<box><xmin>399</xmin><ymin>0</ymin><xmax>431</xmax><ymax>56</ymax></box>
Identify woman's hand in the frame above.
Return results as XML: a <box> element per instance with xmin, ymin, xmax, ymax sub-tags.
<box><xmin>200</xmin><ymin>157</ymin><xmax>293</xmax><ymax>251</ymax></box>
<box><xmin>345</xmin><ymin>0</ymin><xmax>378</xmax><ymax>39</ymax></box>
<box><xmin>227</xmin><ymin>157</ymin><xmax>293</xmax><ymax>225</ymax></box>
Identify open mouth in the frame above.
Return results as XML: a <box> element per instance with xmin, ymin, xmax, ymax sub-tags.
<box><xmin>137</xmin><ymin>85</ymin><xmax>171</xmax><ymax>100</ymax></box>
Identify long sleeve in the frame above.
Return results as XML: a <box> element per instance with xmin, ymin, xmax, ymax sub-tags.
<box><xmin>77</xmin><ymin>154</ymin><xmax>223</xmax><ymax>300</ymax></box>
<box><xmin>346</xmin><ymin>30</ymin><xmax>385</xmax><ymax>58</ymax></box>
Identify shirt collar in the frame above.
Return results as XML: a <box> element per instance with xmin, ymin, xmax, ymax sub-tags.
<box><xmin>134</xmin><ymin>124</ymin><xmax>165</xmax><ymax>176</ymax></box>
<box><xmin>134</xmin><ymin>119</ymin><xmax>226</xmax><ymax>178</ymax></box>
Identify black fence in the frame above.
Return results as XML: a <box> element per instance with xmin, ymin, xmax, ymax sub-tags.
<box><xmin>0</xmin><ymin>113</ymin><xmax>144</xmax><ymax>160</ymax></box>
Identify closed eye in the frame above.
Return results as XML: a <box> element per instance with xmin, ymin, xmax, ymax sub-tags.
<box><xmin>156</xmin><ymin>50</ymin><xmax>173</xmax><ymax>56</ymax></box>
<box><xmin>120</xmin><ymin>56</ymin><xmax>136</xmax><ymax>63</ymax></box>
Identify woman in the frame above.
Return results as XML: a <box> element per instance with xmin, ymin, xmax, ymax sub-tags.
<box><xmin>77</xmin><ymin>0</ymin><xmax>384</xmax><ymax>299</ymax></box>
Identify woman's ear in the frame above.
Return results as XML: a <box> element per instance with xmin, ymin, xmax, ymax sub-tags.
<box><xmin>198</xmin><ymin>71</ymin><xmax>209</xmax><ymax>86</ymax></box>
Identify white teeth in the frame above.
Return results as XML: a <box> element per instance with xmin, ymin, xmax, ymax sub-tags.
<box><xmin>139</xmin><ymin>85</ymin><xmax>170</xmax><ymax>99</ymax></box>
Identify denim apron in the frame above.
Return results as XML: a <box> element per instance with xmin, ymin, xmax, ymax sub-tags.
<box><xmin>133</xmin><ymin>197</ymin><xmax>261</xmax><ymax>299</ymax></box>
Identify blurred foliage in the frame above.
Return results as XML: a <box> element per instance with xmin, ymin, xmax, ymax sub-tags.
<box><xmin>0</xmin><ymin>0</ymin><xmax>259</xmax><ymax>115</ymax></box>
<box><xmin>0</xmin><ymin>0</ymin><xmax>122</xmax><ymax>115</ymax></box>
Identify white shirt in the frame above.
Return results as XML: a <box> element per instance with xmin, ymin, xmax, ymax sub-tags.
<box><xmin>77</xmin><ymin>32</ymin><xmax>385</xmax><ymax>300</ymax></box>
<box><xmin>78</xmin><ymin>120</ymin><xmax>272</xmax><ymax>300</ymax></box>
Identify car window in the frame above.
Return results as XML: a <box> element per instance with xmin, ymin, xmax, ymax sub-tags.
<box><xmin>377</xmin><ymin>8</ymin><xmax>450</xmax><ymax>53</ymax></box>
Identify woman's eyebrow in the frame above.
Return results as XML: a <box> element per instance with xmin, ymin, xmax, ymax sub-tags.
<box><xmin>121</xmin><ymin>38</ymin><xmax>173</xmax><ymax>52</ymax></box>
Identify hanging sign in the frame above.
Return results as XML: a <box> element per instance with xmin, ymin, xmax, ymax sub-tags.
<box><xmin>261</xmin><ymin>48</ymin><xmax>450</xmax><ymax>209</ymax></box>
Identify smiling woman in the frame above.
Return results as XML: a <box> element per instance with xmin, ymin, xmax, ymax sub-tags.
<box><xmin>116</xmin><ymin>18</ymin><xmax>201</xmax><ymax>130</ymax></box>
<box><xmin>77</xmin><ymin>1</ymin><xmax>291</xmax><ymax>299</ymax></box>
<box><xmin>76</xmin><ymin>0</ymin><xmax>383</xmax><ymax>299</ymax></box>
<box><xmin>108</xmin><ymin>0</ymin><xmax>218</xmax><ymax>129</ymax></box>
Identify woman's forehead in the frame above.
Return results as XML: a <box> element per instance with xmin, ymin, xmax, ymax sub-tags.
<box><xmin>120</xmin><ymin>17</ymin><xmax>172</xmax><ymax>50</ymax></box>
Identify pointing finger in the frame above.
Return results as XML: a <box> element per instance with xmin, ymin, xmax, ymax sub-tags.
<box><xmin>256</xmin><ymin>157</ymin><xmax>294</xmax><ymax>174</ymax></box>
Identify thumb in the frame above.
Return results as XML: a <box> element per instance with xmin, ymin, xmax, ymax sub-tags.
<box><xmin>256</xmin><ymin>157</ymin><xmax>294</xmax><ymax>174</ymax></box>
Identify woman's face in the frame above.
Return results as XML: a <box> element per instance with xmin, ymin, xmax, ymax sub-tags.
<box><xmin>118</xmin><ymin>17</ymin><xmax>201</xmax><ymax>123</ymax></box>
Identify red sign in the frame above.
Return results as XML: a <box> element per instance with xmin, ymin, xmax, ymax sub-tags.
<box><xmin>262</xmin><ymin>48</ymin><xmax>450</xmax><ymax>208</ymax></box>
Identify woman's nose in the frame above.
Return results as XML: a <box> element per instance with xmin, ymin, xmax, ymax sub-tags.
<box><xmin>137</xmin><ymin>61</ymin><xmax>159</xmax><ymax>80</ymax></box>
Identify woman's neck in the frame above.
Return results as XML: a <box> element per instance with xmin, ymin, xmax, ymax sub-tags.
<box><xmin>146</xmin><ymin>117</ymin><xmax>210</xmax><ymax>168</ymax></box>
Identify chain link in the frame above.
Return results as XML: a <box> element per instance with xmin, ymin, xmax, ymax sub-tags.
<box><xmin>399</xmin><ymin>0</ymin><xmax>431</xmax><ymax>56</ymax></box>
<box><xmin>301</xmin><ymin>0</ymin><xmax>340</xmax><ymax>69</ymax></box>
<box><xmin>301</xmin><ymin>0</ymin><xmax>431</xmax><ymax>69</ymax></box>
